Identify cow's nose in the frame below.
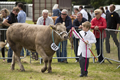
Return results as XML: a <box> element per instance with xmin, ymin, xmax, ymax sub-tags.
<box><xmin>64</xmin><ymin>36</ymin><xmax>68</xmax><ymax>39</ymax></box>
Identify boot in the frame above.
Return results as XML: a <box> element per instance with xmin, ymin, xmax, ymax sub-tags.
<box><xmin>32</xmin><ymin>54</ymin><xmax>35</xmax><ymax>59</ymax></box>
<box><xmin>35</xmin><ymin>54</ymin><xmax>38</xmax><ymax>60</ymax></box>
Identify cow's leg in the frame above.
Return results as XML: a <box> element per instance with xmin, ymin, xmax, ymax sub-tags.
<box><xmin>11</xmin><ymin>51</ymin><xmax>15</xmax><ymax>70</ymax></box>
<box><xmin>36</xmin><ymin>46</ymin><xmax>48</xmax><ymax>73</ymax></box>
<box><xmin>11</xmin><ymin>45</ymin><xmax>25</xmax><ymax>71</ymax></box>
<box><xmin>48</xmin><ymin>56</ymin><xmax>53</xmax><ymax>73</ymax></box>
<box><xmin>16</xmin><ymin>53</ymin><xmax>25</xmax><ymax>71</ymax></box>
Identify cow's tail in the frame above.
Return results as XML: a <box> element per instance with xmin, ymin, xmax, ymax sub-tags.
<box><xmin>0</xmin><ymin>40</ymin><xmax>7</xmax><ymax>49</ymax></box>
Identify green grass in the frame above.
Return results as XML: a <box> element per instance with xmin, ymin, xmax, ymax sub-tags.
<box><xmin>0</xmin><ymin>20</ymin><xmax>120</xmax><ymax>80</ymax></box>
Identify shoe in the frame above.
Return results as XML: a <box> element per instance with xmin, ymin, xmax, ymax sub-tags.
<box><xmin>3</xmin><ymin>59</ymin><xmax>5</xmax><ymax>62</ymax></box>
<box><xmin>62</xmin><ymin>60</ymin><xmax>68</xmax><ymax>63</ymax></box>
<box><xmin>32</xmin><ymin>54</ymin><xmax>35</xmax><ymax>59</ymax></box>
<box><xmin>75</xmin><ymin>60</ymin><xmax>79</xmax><ymax>63</ymax></box>
<box><xmin>7</xmin><ymin>62</ymin><xmax>11</xmax><ymax>63</ymax></box>
<box><xmin>35</xmin><ymin>55</ymin><xmax>38</xmax><ymax>60</ymax></box>
<box><xmin>84</xmin><ymin>74</ymin><xmax>88</xmax><ymax>77</ymax></box>
<box><xmin>79</xmin><ymin>74</ymin><xmax>87</xmax><ymax>77</ymax></box>
<box><xmin>79</xmin><ymin>74</ymin><xmax>84</xmax><ymax>77</ymax></box>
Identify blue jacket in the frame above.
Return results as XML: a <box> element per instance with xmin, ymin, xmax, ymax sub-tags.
<box><xmin>73</xmin><ymin>18</ymin><xmax>87</xmax><ymax>29</ymax></box>
<box><xmin>52</xmin><ymin>9</ymin><xmax>61</xmax><ymax>16</ymax></box>
<box><xmin>55</xmin><ymin>16</ymin><xmax>72</xmax><ymax>32</ymax></box>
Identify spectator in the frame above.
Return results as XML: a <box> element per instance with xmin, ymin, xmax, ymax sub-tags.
<box><xmin>91</xmin><ymin>9</ymin><xmax>107</xmax><ymax>62</ymax></box>
<box><xmin>79</xmin><ymin>5</ymin><xmax>88</xmax><ymax>20</ymax></box>
<box><xmin>72</xmin><ymin>8</ymin><xmax>79</xmax><ymax>18</ymax></box>
<box><xmin>55</xmin><ymin>9</ymin><xmax>72</xmax><ymax>63</ymax></box>
<box><xmin>0</xmin><ymin>8</ymin><xmax>10</xmax><ymax>62</ymax></box>
<box><xmin>2</xmin><ymin>7</ymin><xmax>20</xmax><ymax>63</ymax></box>
<box><xmin>35</xmin><ymin>9</ymin><xmax>54</xmax><ymax>60</ymax></box>
<box><xmin>105</xmin><ymin>4</ymin><xmax>120</xmax><ymax>60</ymax></box>
<box><xmin>17</xmin><ymin>3</ymin><xmax>30</xmax><ymax>56</ymax></box>
<box><xmin>99</xmin><ymin>6</ymin><xmax>106</xmax><ymax>19</ymax></box>
<box><xmin>89</xmin><ymin>10</ymin><xmax>95</xmax><ymax>19</ymax></box>
<box><xmin>85</xmin><ymin>9</ymin><xmax>91</xmax><ymax>22</ymax></box>
<box><xmin>37</xmin><ymin>9</ymin><xmax>54</xmax><ymax>25</ymax></box>
<box><xmin>72</xmin><ymin>12</ymin><xmax>87</xmax><ymax>62</ymax></box>
<box><xmin>72</xmin><ymin>21</ymin><xmax>96</xmax><ymax>77</ymax></box>
<box><xmin>105</xmin><ymin>6</ymin><xmax>109</xmax><ymax>14</ymax></box>
<box><xmin>52</xmin><ymin>4</ymin><xmax>61</xmax><ymax>16</ymax></box>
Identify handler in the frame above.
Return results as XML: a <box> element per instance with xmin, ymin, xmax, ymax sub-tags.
<box><xmin>72</xmin><ymin>21</ymin><xmax>96</xmax><ymax>77</ymax></box>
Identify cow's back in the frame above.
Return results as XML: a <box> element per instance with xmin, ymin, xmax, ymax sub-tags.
<box><xmin>7</xmin><ymin>23</ymin><xmax>51</xmax><ymax>51</ymax></box>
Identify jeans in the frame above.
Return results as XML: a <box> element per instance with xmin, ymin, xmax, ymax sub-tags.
<box><xmin>7</xmin><ymin>47</ymin><xmax>13</xmax><ymax>62</ymax></box>
<box><xmin>95</xmin><ymin>38</ymin><xmax>104</xmax><ymax>62</ymax></box>
<box><xmin>20</xmin><ymin>48</ymin><xmax>30</xmax><ymax>56</ymax></box>
<box><xmin>26</xmin><ymin>49</ymin><xmax>30</xmax><ymax>56</ymax></box>
<box><xmin>20</xmin><ymin>48</ymin><xmax>24</xmax><ymax>56</ymax></box>
<box><xmin>56</xmin><ymin>40</ymin><xmax>67</xmax><ymax>62</ymax></box>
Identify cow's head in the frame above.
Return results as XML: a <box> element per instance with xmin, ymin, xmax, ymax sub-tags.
<box><xmin>50</xmin><ymin>22</ymin><xmax>68</xmax><ymax>41</ymax></box>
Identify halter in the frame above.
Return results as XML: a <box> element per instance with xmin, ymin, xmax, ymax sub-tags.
<box><xmin>51</xmin><ymin>29</ymin><xmax>68</xmax><ymax>51</ymax></box>
<box><xmin>52</xmin><ymin>30</ymin><xmax>61</xmax><ymax>48</ymax></box>
<box><xmin>53</xmin><ymin>30</ymin><xmax>68</xmax><ymax>38</ymax></box>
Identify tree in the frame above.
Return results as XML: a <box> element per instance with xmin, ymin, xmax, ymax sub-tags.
<box><xmin>90</xmin><ymin>0</ymin><xmax>120</xmax><ymax>9</ymax></box>
<box><xmin>8</xmin><ymin>0</ymin><xmax>32</xmax><ymax>3</ymax></box>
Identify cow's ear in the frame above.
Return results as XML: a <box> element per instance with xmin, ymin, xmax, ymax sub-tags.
<box><xmin>62</xmin><ymin>22</ymin><xmax>65</xmax><ymax>26</ymax></box>
<box><xmin>50</xmin><ymin>24</ymin><xmax>56</xmax><ymax>30</ymax></box>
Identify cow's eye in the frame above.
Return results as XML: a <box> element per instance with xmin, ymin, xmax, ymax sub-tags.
<box><xmin>57</xmin><ymin>30</ymin><xmax>60</xmax><ymax>32</ymax></box>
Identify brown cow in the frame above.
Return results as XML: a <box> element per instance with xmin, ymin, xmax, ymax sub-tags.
<box><xmin>0</xmin><ymin>23</ymin><xmax>68</xmax><ymax>73</ymax></box>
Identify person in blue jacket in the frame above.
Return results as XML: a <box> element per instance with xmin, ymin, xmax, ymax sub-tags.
<box><xmin>55</xmin><ymin>9</ymin><xmax>72</xmax><ymax>63</ymax></box>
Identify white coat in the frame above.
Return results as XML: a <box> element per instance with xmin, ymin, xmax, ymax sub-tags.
<box><xmin>73</xmin><ymin>30</ymin><xmax>96</xmax><ymax>58</ymax></box>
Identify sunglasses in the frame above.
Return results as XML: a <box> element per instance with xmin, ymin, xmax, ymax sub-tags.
<box><xmin>61</xmin><ymin>13</ymin><xmax>66</xmax><ymax>15</ymax></box>
<box><xmin>95</xmin><ymin>13</ymin><xmax>99</xmax><ymax>15</ymax></box>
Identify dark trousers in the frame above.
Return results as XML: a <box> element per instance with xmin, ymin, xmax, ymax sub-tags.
<box><xmin>79</xmin><ymin>54</ymin><xmax>89</xmax><ymax>75</ymax></box>
<box><xmin>73</xmin><ymin>37</ymin><xmax>79</xmax><ymax>61</ymax></box>
<box><xmin>0</xmin><ymin>30</ymin><xmax>6</xmax><ymax>58</ymax></box>
<box><xmin>105</xmin><ymin>31</ymin><xmax>120</xmax><ymax>60</ymax></box>
<box><xmin>95</xmin><ymin>38</ymin><xmax>104</xmax><ymax>62</ymax></box>
<box><xmin>7</xmin><ymin>47</ymin><xmax>13</xmax><ymax>62</ymax></box>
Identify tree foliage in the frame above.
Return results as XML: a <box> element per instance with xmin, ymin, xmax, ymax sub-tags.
<box><xmin>8</xmin><ymin>0</ymin><xmax>32</xmax><ymax>3</ymax></box>
<box><xmin>7</xmin><ymin>0</ymin><xmax>120</xmax><ymax>9</ymax></box>
<box><xmin>90</xmin><ymin>0</ymin><xmax>120</xmax><ymax>9</ymax></box>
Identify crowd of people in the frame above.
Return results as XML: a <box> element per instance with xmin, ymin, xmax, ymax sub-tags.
<box><xmin>0</xmin><ymin>3</ymin><xmax>120</xmax><ymax>77</ymax></box>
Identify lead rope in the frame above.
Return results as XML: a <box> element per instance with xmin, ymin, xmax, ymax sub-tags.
<box><xmin>71</xmin><ymin>29</ymin><xmax>97</xmax><ymax>61</ymax></box>
<box><xmin>72</xmin><ymin>30</ymin><xmax>87</xmax><ymax>71</ymax></box>
<box><xmin>85</xmin><ymin>44</ymin><xmax>87</xmax><ymax>71</ymax></box>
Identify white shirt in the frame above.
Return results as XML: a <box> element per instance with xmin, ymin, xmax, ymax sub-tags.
<box><xmin>73</xmin><ymin>30</ymin><xmax>96</xmax><ymax>58</ymax></box>
<box><xmin>89</xmin><ymin>12</ymin><xmax>95</xmax><ymax>19</ymax></box>
<box><xmin>80</xmin><ymin>9</ymin><xmax>88</xmax><ymax>20</ymax></box>
<box><xmin>36</xmin><ymin>16</ymin><xmax>54</xmax><ymax>25</ymax></box>
<box><xmin>101</xmin><ymin>13</ymin><xmax>106</xmax><ymax>19</ymax></box>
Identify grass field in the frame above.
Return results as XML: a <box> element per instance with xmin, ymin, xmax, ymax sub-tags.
<box><xmin>0</xmin><ymin>20</ymin><xmax>120</xmax><ymax>80</ymax></box>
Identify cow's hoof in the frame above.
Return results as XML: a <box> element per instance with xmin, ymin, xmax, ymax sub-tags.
<box><xmin>11</xmin><ymin>68</ymin><xmax>14</xmax><ymax>71</ymax></box>
<box><xmin>41</xmin><ymin>67</ymin><xmax>47</xmax><ymax>73</ymax></box>
<box><xmin>48</xmin><ymin>67</ymin><xmax>52</xmax><ymax>73</ymax></box>
<box><xmin>21</xmin><ymin>69</ymin><xmax>25</xmax><ymax>72</ymax></box>
<box><xmin>11</xmin><ymin>65</ymin><xmax>14</xmax><ymax>70</ymax></box>
<box><xmin>48</xmin><ymin>70</ymin><xmax>52</xmax><ymax>73</ymax></box>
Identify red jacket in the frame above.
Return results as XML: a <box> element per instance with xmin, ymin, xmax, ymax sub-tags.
<box><xmin>91</xmin><ymin>17</ymin><xmax>107</xmax><ymax>38</ymax></box>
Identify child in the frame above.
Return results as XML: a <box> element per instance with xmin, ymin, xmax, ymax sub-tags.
<box><xmin>72</xmin><ymin>21</ymin><xmax>96</xmax><ymax>77</ymax></box>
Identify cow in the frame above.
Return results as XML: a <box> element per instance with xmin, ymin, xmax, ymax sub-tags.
<box><xmin>0</xmin><ymin>22</ymin><xmax>68</xmax><ymax>73</ymax></box>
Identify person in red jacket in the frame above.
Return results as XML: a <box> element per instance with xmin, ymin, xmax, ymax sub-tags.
<box><xmin>91</xmin><ymin>9</ymin><xmax>107</xmax><ymax>62</ymax></box>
